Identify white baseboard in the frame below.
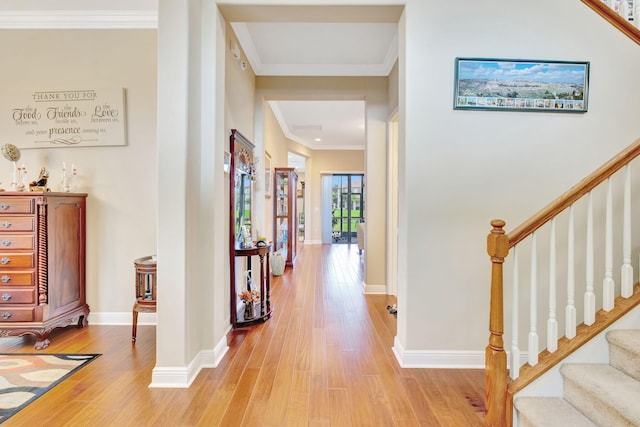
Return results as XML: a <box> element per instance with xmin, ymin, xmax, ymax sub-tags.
<box><xmin>392</xmin><ymin>336</ymin><xmax>529</xmax><ymax>369</ymax></box>
<box><xmin>392</xmin><ymin>336</ymin><xmax>484</xmax><ymax>368</ymax></box>
<box><xmin>304</xmin><ymin>239</ymin><xmax>323</xmax><ymax>245</ymax></box>
<box><xmin>91</xmin><ymin>312</ymin><xmax>231</xmax><ymax>389</ymax></box>
<box><xmin>149</xmin><ymin>330</ymin><xmax>229</xmax><ymax>388</ymax></box>
<box><xmin>90</xmin><ymin>311</ymin><xmax>157</xmax><ymax>325</ymax></box>
<box><xmin>363</xmin><ymin>282</ymin><xmax>387</xmax><ymax>294</ymax></box>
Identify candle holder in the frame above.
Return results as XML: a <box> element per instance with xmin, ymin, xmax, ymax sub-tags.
<box><xmin>10</xmin><ymin>161</ymin><xmax>17</xmax><ymax>191</ymax></box>
<box><xmin>16</xmin><ymin>164</ymin><xmax>27</xmax><ymax>192</ymax></box>
<box><xmin>60</xmin><ymin>163</ymin><xmax>77</xmax><ymax>192</ymax></box>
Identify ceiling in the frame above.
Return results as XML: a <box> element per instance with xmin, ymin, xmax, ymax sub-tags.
<box><xmin>0</xmin><ymin>3</ymin><xmax>402</xmax><ymax>169</ymax></box>
<box><xmin>231</xmin><ymin>22</ymin><xmax>398</xmax><ymax>77</ymax></box>
<box><xmin>224</xmin><ymin>5</ymin><xmax>401</xmax><ymax>166</ymax></box>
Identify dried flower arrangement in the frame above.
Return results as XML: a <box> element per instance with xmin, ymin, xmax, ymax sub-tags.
<box><xmin>238</xmin><ymin>289</ymin><xmax>260</xmax><ymax>303</ymax></box>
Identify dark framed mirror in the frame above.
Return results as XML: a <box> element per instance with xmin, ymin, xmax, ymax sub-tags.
<box><xmin>229</xmin><ymin>129</ymin><xmax>255</xmax><ymax>249</ymax></box>
<box><xmin>228</xmin><ymin>129</ymin><xmax>272</xmax><ymax>328</ymax></box>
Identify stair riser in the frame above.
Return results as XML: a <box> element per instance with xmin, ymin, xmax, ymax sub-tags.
<box><xmin>563</xmin><ymin>376</ymin><xmax>635</xmax><ymax>426</ymax></box>
<box><xmin>610</xmin><ymin>344</ymin><xmax>640</xmax><ymax>382</ymax></box>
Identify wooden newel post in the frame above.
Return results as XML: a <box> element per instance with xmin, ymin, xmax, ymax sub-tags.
<box><xmin>485</xmin><ymin>219</ymin><xmax>509</xmax><ymax>427</ymax></box>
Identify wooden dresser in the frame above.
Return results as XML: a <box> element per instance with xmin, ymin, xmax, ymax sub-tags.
<box><xmin>0</xmin><ymin>193</ymin><xmax>89</xmax><ymax>349</ymax></box>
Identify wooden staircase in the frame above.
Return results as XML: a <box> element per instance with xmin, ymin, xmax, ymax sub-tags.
<box><xmin>516</xmin><ymin>329</ymin><xmax>640</xmax><ymax>426</ymax></box>
<box><xmin>484</xmin><ymin>3</ymin><xmax>640</xmax><ymax>427</ymax></box>
<box><xmin>485</xmin><ymin>137</ymin><xmax>640</xmax><ymax>426</ymax></box>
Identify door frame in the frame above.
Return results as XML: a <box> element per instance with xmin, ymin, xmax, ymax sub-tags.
<box><xmin>386</xmin><ymin>109</ymin><xmax>399</xmax><ymax>296</ymax></box>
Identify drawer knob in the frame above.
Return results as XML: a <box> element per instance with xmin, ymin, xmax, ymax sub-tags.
<box><xmin>2</xmin><ymin>312</ymin><xmax>11</xmax><ymax>319</ymax></box>
<box><xmin>1</xmin><ymin>276</ymin><xmax>10</xmax><ymax>283</ymax></box>
<box><xmin>1</xmin><ymin>294</ymin><xmax>11</xmax><ymax>301</ymax></box>
<box><xmin>0</xmin><ymin>204</ymin><xmax>9</xmax><ymax>211</ymax></box>
<box><xmin>1</xmin><ymin>222</ymin><xmax>11</xmax><ymax>229</ymax></box>
<box><xmin>0</xmin><ymin>258</ymin><xmax>9</xmax><ymax>265</ymax></box>
<box><xmin>1</xmin><ymin>240</ymin><xmax>10</xmax><ymax>247</ymax></box>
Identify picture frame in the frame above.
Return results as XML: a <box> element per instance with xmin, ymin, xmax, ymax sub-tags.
<box><xmin>453</xmin><ymin>58</ymin><xmax>590</xmax><ymax>113</ymax></box>
<box><xmin>264</xmin><ymin>151</ymin><xmax>272</xmax><ymax>198</ymax></box>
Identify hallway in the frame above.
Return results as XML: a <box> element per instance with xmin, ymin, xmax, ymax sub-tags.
<box><xmin>228</xmin><ymin>243</ymin><xmax>485</xmax><ymax>426</ymax></box>
<box><xmin>1</xmin><ymin>244</ymin><xmax>484</xmax><ymax>426</ymax></box>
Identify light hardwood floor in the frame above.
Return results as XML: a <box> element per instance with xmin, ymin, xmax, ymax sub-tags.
<box><xmin>1</xmin><ymin>244</ymin><xmax>484</xmax><ymax>426</ymax></box>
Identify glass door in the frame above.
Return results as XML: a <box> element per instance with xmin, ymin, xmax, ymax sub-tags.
<box><xmin>331</xmin><ymin>174</ymin><xmax>364</xmax><ymax>244</ymax></box>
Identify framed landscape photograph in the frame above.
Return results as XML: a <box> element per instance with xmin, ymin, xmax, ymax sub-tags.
<box><xmin>453</xmin><ymin>58</ymin><xmax>590</xmax><ymax>113</ymax></box>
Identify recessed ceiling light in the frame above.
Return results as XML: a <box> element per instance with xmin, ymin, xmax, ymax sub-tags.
<box><xmin>314</xmin><ymin>138</ymin><xmax>321</xmax><ymax>142</ymax></box>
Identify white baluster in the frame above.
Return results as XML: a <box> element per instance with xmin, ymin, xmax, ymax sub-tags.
<box><xmin>547</xmin><ymin>219</ymin><xmax>558</xmax><ymax>352</ymax></box>
<box><xmin>603</xmin><ymin>178</ymin><xmax>615</xmax><ymax>311</ymax></box>
<box><xmin>566</xmin><ymin>205</ymin><xmax>577</xmax><ymax>339</ymax></box>
<box><xmin>529</xmin><ymin>233</ymin><xmax>539</xmax><ymax>366</ymax></box>
<box><xmin>510</xmin><ymin>247</ymin><xmax>520</xmax><ymax>379</ymax></box>
<box><xmin>585</xmin><ymin>192</ymin><xmax>596</xmax><ymax>325</ymax></box>
<box><xmin>622</xmin><ymin>165</ymin><xmax>633</xmax><ymax>298</ymax></box>
<box><xmin>620</xmin><ymin>0</ymin><xmax>630</xmax><ymax>19</ymax></box>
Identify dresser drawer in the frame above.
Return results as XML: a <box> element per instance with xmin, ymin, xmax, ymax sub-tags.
<box><xmin>0</xmin><ymin>253</ymin><xmax>34</xmax><ymax>268</ymax></box>
<box><xmin>0</xmin><ymin>235</ymin><xmax>35</xmax><ymax>250</ymax></box>
<box><xmin>0</xmin><ymin>271</ymin><xmax>34</xmax><ymax>286</ymax></box>
<box><xmin>0</xmin><ymin>217</ymin><xmax>35</xmax><ymax>232</ymax></box>
<box><xmin>0</xmin><ymin>288</ymin><xmax>35</xmax><ymax>304</ymax></box>
<box><xmin>0</xmin><ymin>199</ymin><xmax>34</xmax><ymax>214</ymax></box>
<box><xmin>0</xmin><ymin>308</ymin><xmax>34</xmax><ymax>322</ymax></box>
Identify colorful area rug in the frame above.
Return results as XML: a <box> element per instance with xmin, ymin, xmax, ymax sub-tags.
<box><xmin>0</xmin><ymin>354</ymin><xmax>100</xmax><ymax>423</ymax></box>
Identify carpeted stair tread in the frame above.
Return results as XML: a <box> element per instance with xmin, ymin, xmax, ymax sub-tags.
<box><xmin>607</xmin><ymin>330</ymin><xmax>640</xmax><ymax>355</ymax></box>
<box><xmin>561</xmin><ymin>363</ymin><xmax>640</xmax><ymax>426</ymax></box>
<box><xmin>515</xmin><ymin>396</ymin><xmax>597</xmax><ymax>427</ymax></box>
<box><xmin>607</xmin><ymin>329</ymin><xmax>640</xmax><ymax>382</ymax></box>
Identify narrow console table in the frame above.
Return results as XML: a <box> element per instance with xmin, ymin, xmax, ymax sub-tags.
<box><xmin>231</xmin><ymin>244</ymin><xmax>272</xmax><ymax>328</ymax></box>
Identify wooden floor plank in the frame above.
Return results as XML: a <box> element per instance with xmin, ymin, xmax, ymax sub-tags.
<box><xmin>0</xmin><ymin>243</ymin><xmax>484</xmax><ymax>426</ymax></box>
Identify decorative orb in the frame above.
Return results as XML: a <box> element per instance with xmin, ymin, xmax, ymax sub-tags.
<box><xmin>1</xmin><ymin>144</ymin><xmax>20</xmax><ymax>162</ymax></box>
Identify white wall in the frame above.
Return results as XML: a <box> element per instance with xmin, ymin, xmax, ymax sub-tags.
<box><xmin>399</xmin><ymin>0</ymin><xmax>640</xmax><ymax>357</ymax></box>
<box><xmin>7</xmin><ymin>0</ymin><xmax>640</xmax><ymax>377</ymax></box>
<box><xmin>0</xmin><ymin>29</ymin><xmax>157</xmax><ymax>320</ymax></box>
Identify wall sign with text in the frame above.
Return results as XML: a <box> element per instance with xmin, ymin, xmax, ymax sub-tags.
<box><xmin>2</xmin><ymin>88</ymin><xmax>127</xmax><ymax>149</ymax></box>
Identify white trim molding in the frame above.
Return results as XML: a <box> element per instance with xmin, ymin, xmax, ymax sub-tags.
<box><xmin>0</xmin><ymin>10</ymin><xmax>158</xmax><ymax>29</ymax></box>
<box><xmin>90</xmin><ymin>311</ymin><xmax>156</xmax><ymax>325</ymax></box>
<box><xmin>392</xmin><ymin>336</ymin><xmax>529</xmax><ymax>369</ymax></box>
<box><xmin>363</xmin><ymin>282</ymin><xmax>387</xmax><ymax>294</ymax></box>
<box><xmin>150</xmin><ymin>333</ymin><xmax>229</xmax><ymax>388</ymax></box>
<box><xmin>392</xmin><ymin>336</ymin><xmax>484</xmax><ymax>369</ymax></box>
<box><xmin>304</xmin><ymin>239</ymin><xmax>323</xmax><ymax>245</ymax></box>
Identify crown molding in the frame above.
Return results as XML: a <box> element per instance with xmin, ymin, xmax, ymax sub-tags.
<box><xmin>0</xmin><ymin>10</ymin><xmax>158</xmax><ymax>29</ymax></box>
<box><xmin>268</xmin><ymin>101</ymin><xmax>365</xmax><ymax>151</ymax></box>
<box><xmin>232</xmin><ymin>21</ymin><xmax>397</xmax><ymax>77</ymax></box>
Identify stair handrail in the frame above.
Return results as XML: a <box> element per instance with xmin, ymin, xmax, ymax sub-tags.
<box><xmin>485</xmin><ymin>137</ymin><xmax>640</xmax><ymax>427</ymax></box>
<box><xmin>509</xmin><ymin>138</ymin><xmax>640</xmax><ymax>248</ymax></box>
<box><xmin>581</xmin><ymin>0</ymin><xmax>640</xmax><ymax>46</ymax></box>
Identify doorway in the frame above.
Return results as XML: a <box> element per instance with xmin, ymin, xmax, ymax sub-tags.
<box><xmin>331</xmin><ymin>174</ymin><xmax>364</xmax><ymax>244</ymax></box>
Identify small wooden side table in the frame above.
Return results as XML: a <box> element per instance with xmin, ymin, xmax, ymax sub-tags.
<box><xmin>132</xmin><ymin>255</ymin><xmax>156</xmax><ymax>342</ymax></box>
<box><xmin>231</xmin><ymin>244</ymin><xmax>272</xmax><ymax>328</ymax></box>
